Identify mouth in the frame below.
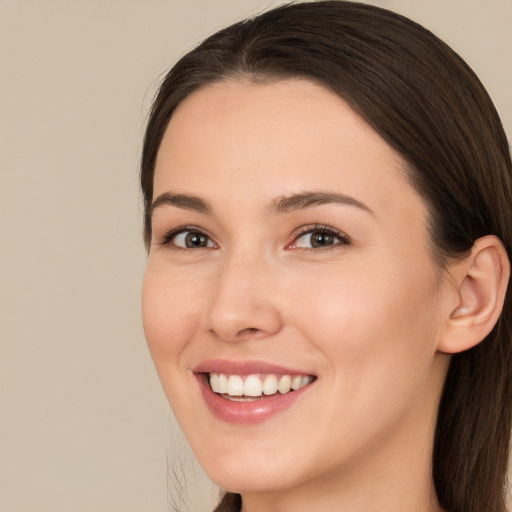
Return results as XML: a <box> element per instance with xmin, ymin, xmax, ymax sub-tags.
<box><xmin>206</xmin><ymin>372</ymin><xmax>316</xmax><ymax>402</ymax></box>
<box><xmin>193</xmin><ymin>360</ymin><xmax>317</xmax><ymax>424</ymax></box>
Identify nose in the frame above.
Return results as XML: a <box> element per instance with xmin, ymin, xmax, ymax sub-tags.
<box><xmin>204</xmin><ymin>253</ymin><xmax>283</xmax><ymax>343</ymax></box>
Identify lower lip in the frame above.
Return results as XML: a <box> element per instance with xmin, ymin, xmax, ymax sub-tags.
<box><xmin>196</xmin><ymin>374</ymin><xmax>313</xmax><ymax>425</ymax></box>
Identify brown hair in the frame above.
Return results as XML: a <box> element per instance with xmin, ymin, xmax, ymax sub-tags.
<box><xmin>140</xmin><ymin>2</ymin><xmax>512</xmax><ymax>511</ymax></box>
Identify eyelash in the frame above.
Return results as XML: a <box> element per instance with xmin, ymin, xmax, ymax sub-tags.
<box><xmin>157</xmin><ymin>224</ymin><xmax>350</xmax><ymax>251</ymax></box>
<box><xmin>288</xmin><ymin>224</ymin><xmax>351</xmax><ymax>251</ymax></box>
<box><xmin>158</xmin><ymin>225</ymin><xmax>215</xmax><ymax>249</ymax></box>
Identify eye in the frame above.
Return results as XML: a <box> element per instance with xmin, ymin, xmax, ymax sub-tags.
<box><xmin>159</xmin><ymin>227</ymin><xmax>217</xmax><ymax>249</ymax></box>
<box><xmin>289</xmin><ymin>225</ymin><xmax>350</xmax><ymax>250</ymax></box>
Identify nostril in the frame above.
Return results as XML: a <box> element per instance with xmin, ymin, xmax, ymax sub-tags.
<box><xmin>238</xmin><ymin>327</ymin><xmax>262</xmax><ymax>337</ymax></box>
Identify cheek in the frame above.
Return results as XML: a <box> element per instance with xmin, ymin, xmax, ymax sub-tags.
<box><xmin>290</xmin><ymin>260</ymin><xmax>440</xmax><ymax>375</ymax></box>
<box><xmin>285</xmin><ymin>262</ymin><xmax>442</xmax><ymax>456</ymax></box>
<box><xmin>141</xmin><ymin>266</ymin><xmax>203</xmax><ymax>366</ymax></box>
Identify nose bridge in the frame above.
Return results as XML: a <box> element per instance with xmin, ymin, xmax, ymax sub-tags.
<box><xmin>205</xmin><ymin>246</ymin><xmax>282</xmax><ymax>342</ymax></box>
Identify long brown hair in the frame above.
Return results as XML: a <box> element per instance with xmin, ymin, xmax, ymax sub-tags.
<box><xmin>140</xmin><ymin>2</ymin><xmax>512</xmax><ymax>511</ymax></box>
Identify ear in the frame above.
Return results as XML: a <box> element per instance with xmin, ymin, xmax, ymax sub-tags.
<box><xmin>437</xmin><ymin>235</ymin><xmax>510</xmax><ymax>354</ymax></box>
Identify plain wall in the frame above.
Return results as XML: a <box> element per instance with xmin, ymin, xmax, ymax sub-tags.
<box><xmin>1</xmin><ymin>1</ymin><xmax>510</xmax><ymax>511</ymax></box>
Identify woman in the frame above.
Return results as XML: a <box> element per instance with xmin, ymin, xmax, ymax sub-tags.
<box><xmin>140</xmin><ymin>1</ymin><xmax>512</xmax><ymax>511</ymax></box>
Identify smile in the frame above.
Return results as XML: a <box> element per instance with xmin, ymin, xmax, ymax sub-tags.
<box><xmin>208</xmin><ymin>372</ymin><xmax>315</xmax><ymax>401</ymax></box>
<box><xmin>194</xmin><ymin>360</ymin><xmax>317</xmax><ymax>424</ymax></box>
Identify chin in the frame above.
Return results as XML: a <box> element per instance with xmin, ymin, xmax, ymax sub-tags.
<box><xmin>189</xmin><ymin>432</ymin><xmax>322</xmax><ymax>496</ymax></box>
<box><xmin>205</xmin><ymin>463</ymin><xmax>298</xmax><ymax>496</ymax></box>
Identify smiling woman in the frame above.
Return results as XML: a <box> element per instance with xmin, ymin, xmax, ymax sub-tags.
<box><xmin>139</xmin><ymin>2</ymin><xmax>512</xmax><ymax>512</ymax></box>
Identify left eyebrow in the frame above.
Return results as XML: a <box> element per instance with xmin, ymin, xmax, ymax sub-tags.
<box><xmin>266</xmin><ymin>191</ymin><xmax>374</xmax><ymax>216</ymax></box>
<box><xmin>149</xmin><ymin>192</ymin><xmax>212</xmax><ymax>217</ymax></box>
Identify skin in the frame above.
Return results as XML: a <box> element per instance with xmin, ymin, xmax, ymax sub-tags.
<box><xmin>142</xmin><ymin>79</ymin><xmax>457</xmax><ymax>511</ymax></box>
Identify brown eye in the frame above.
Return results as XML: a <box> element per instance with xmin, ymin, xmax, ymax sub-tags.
<box><xmin>169</xmin><ymin>230</ymin><xmax>215</xmax><ymax>249</ymax></box>
<box><xmin>290</xmin><ymin>226</ymin><xmax>350</xmax><ymax>250</ymax></box>
<box><xmin>310</xmin><ymin>231</ymin><xmax>336</xmax><ymax>248</ymax></box>
<box><xmin>184</xmin><ymin>232</ymin><xmax>209</xmax><ymax>248</ymax></box>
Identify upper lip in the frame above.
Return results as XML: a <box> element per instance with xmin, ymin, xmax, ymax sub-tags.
<box><xmin>193</xmin><ymin>359</ymin><xmax>316</xmax><ymax>377</ymax></box>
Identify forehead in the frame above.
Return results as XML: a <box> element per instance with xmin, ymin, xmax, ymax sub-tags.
<box><xmin>154</xmin><ymin>78</ymin><xmax>423</xmax><ymax>223</ymax></box>
<box><xmin>159</xmin><ymin>78</ymin><xmax>382</xmax><ymax>160</ymax></box>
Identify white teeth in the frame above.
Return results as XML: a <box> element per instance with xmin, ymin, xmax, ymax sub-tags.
<box><xmin>218</xmin><ymin>374</ymin><xmax>228</xmax><ymax>393</ymax></box>
<box><xmin>227</xmin><ymin>375</ymin><xmax>244</xmax><ymax>396</ymax></box>
<box><xmin>302</xmin><ymin>375</ymin><xmax>314</xmax><ymax>387</ymax></box>
<box><xmin>291</xmin><ymin>375</ymin><xmax>302</xmax><ymax>390</ymax></box>
<box><xmin>209</xmin><ymin>372</ymin><xmax>220</xmax><ymax>392</ymax></box>
<box><xmin>244</xmin><ymin>375</ymin><xmax>263</xmax><ymax>397</ymax></box>
<box><xmin>262</xmin><ymin>375</ymin><xmax>278</xmax><ymax>395</ymax></box>
<box><xmin>278</xmin><ymin>375</ymin><xmax>292</xmax><ymax>394</ymax></box>
<box><xmin>208</xmin><ymin>372</ymin><xmax>314</xmax><ymax>398</ymax></box>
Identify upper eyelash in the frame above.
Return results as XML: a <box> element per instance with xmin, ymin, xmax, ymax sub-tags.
<box><xmin>290</xmin><ymin>224</ymin><xmax>351</xmax><ymax>247</ymax></box>
<box><xmin>157</xmin><ymin>225</ymin><xmax>212</xmax><ymax>248</ymax></box>
<box><xmin>156</xmin><ymin>223</ymin><xmax>350</xmax><ymax>249</ymax></box>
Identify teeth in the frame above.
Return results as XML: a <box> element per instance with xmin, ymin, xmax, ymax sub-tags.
<box><xmin>208</xmin><ymin>372</ymin><xmax>314</xmax><ymax>398</ymax></box>
<box><xmin>291</xmin><ymin>375</ymin><xmax>302</xmax><ymax>390</ymax></box>
<box><xmin>218</xmin><ymin>374</ymin><xmax>228</xmax><ymax>393</ymax></box>
<box><xmin>227</xmin><ymin>375</ymin><xmax>244</xmax><ymax>396</ymax></box>
<box><xmin>278</xmin><ymin>375</ymin><xmax>292</xmax><ymax>394</ymax></box>
<box><xmin>244</xmin><ymin>375</ymin><xmax>263</xmax><ymax>397</ymax></box>
<box><xmin>262</xmin><ymin>375</ymin><xmax>278</xmax><ymax>395</ymax></box>
<box><xmin>209</xmin><ymin>372</ymin><xmax>220</xmax><ymax>392</ymax></box>
<box><xmin>302</xmin><ymin>375</ymin><xmax>314</xmax><ymax>387</ymax></box>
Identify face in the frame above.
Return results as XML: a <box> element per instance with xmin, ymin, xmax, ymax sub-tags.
<box><xmin>142</xmin><ymin>79</ymin><xmax>451</xmax><ymax>498</ymax></box>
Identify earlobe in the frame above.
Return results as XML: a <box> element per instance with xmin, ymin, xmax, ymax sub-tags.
<box><xmin>438</xmin><ymin>235</ymin><xmax>510</xmax><ymax>354</ymax></box>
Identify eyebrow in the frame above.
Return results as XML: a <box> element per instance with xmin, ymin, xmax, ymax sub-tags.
<box><xmin>150</xmin><ymin>192</ymin><xmax>212</xmax><ymax>217</ymax></box>
<box><xmin>266</xmin><ymin>191</ymin><xmax>374</xmax><ymax>216</ymax></box>
<box><xmin>149</xmin><ymin>190</ymin><xmax>373</xmax><ymax>217</ymax></box>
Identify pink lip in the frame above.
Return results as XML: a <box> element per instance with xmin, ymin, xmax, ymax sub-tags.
<box><xmin>194</xmin><ymin>359</ymin><xmax>313</xmax><ymax>377</ymax></box>
<box><xmin>194</xmin><ymin>359</ymin><xmax>316</xmax><ymax>425</ymax></box>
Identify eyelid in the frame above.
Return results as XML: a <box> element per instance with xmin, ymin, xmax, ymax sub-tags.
<box><xmin>155</xmin><ymin>223</ymin><xmax>349</xmax><ymax>251</ymax></box>
<box><xmin>286</xmin><ymin>224</ymin><xmax>351</xmax><ymax>250</ymax></box>
<box><xmin>157</xmin><ymin>225</ymin><xmax>217</xmax><ymax>249</ymax></box>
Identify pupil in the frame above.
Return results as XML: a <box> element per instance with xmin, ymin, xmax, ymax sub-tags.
<box><xmin>311</xmin><ymin>232</ymin><xmax>333</xmax><ymax>248</ymax></box>
<box><xmin>185</xmin><ymin>232</ymin><xmax>206</xmax><ymax>248</ymax></box>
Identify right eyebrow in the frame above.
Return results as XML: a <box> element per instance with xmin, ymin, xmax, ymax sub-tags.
<box><xmin>149</xmin><ymin>192</ymin><xmax>212</xmax><ymax>217</ymax></box>
<box><xmin>266</xmin><ymin>190</ymin><xmax>374</xmax><ymax>216</ymax></box>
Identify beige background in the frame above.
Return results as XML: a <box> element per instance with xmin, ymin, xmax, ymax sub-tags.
<box><xmin>1</xmin><ymin>1</ymin><xmax>510</xmax><ymax>511</ymax></box>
